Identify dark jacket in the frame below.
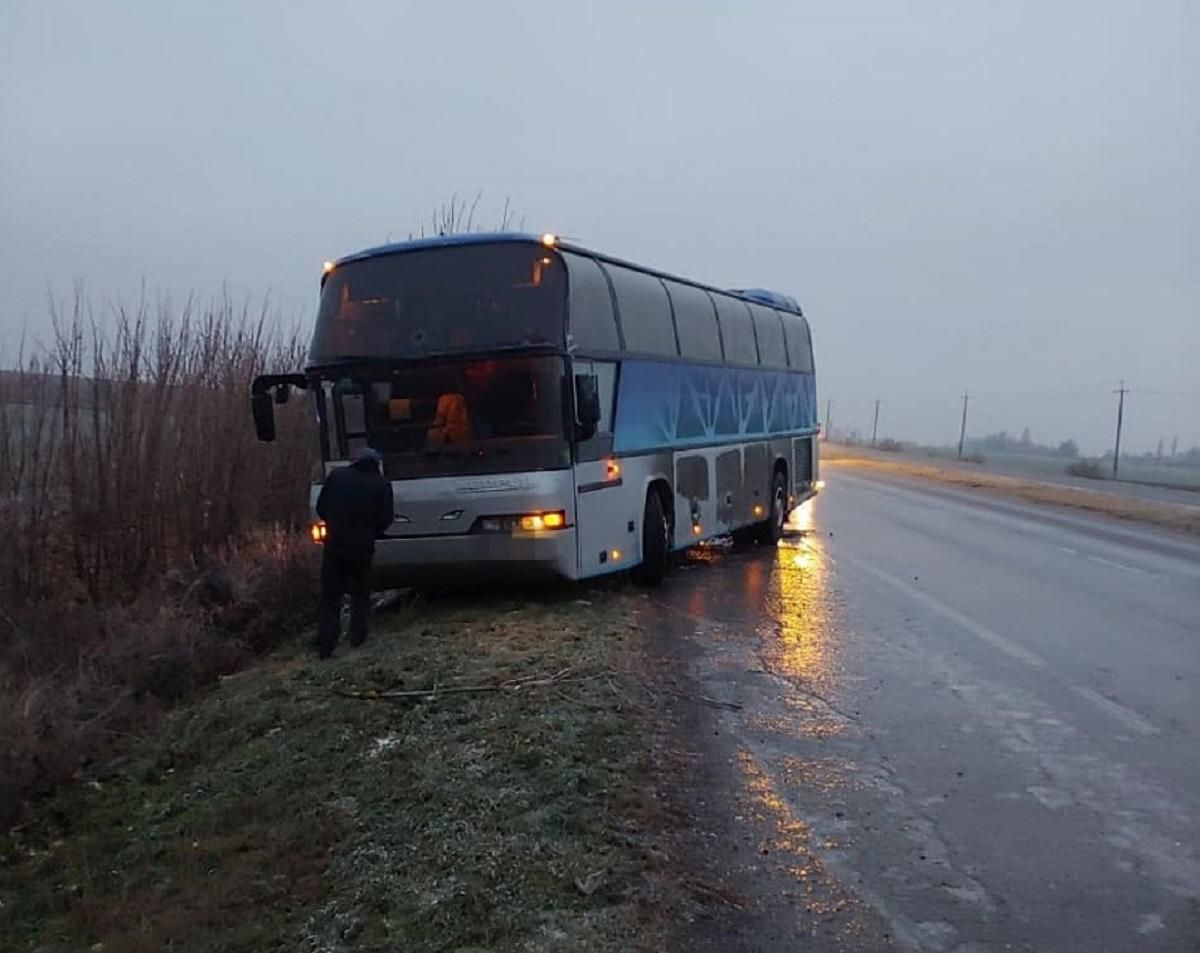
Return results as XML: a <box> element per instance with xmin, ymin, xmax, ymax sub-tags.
<box><xmin>316</xmin><ymin>462</ymin><xmax>394</xmax><ymax>555</ymax></box>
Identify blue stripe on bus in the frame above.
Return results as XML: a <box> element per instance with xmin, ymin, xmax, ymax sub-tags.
<box><xmin>612</xmin><ymin>361</ymin><xmax>817</xmax><ymax>453</ymax></box>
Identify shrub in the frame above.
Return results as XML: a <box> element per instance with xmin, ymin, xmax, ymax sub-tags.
<box><xmin>0</xmin><ymin>293</ymin><xmax>319</xmax><ymax>825</ymax></box>
<box><xmin>1066</xmin><ymin>459</ymin><xmax>1104</xmax><ymax>479</ymax></box>
<box><xmin>0</xmin><ymin>293</ymin><xmax>313</xmax><ymax>604</ymax></box>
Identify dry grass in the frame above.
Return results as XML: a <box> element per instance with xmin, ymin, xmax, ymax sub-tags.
<box><xmin>0</xmin><ymin>590</ymin><xmax>687</xmax><ymax>952</ymax></box>
<box><xmin>0</xmin><ymin>529</ymin><xmax>318</xmax><ymax>829</ymax></box>
<box><xmin>824</xmin><ymin>446</ymin><xmax>1200</xmax><ymax>536</ymax></box>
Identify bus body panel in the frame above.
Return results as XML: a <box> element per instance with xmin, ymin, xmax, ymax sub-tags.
<box><xmin>574</xmin><ymin>451</ymin><xmax>673</xmax><ymax>579</ymax></box>
<box><xmin>572</xmin><ymin>436</ymin><xmax>819</xmax><ymax>581</ymax></box>
<box><xmin>310</xmin><ymin>468</ymin><xmax>579</xmax><ymax>585</ymax></box>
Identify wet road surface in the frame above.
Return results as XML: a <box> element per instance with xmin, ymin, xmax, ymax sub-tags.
<box><xmin>649</xmin><ymin>463</ymin><xmax>1200</xmax><ymax>952</ymax></box>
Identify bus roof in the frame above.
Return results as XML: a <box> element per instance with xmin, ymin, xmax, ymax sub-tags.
<box><xmin>332</xmin><ymin>232</ymin><xmax>804</xmax><ymax>316</ymax></box>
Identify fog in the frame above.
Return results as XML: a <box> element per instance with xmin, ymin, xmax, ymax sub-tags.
<box><xmin>2</xmin><ymin>0</ymin><xmax>1195</xmax><ymax>454</ymax></box>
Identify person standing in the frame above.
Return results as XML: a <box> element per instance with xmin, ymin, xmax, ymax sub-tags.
<box><xmin>314</xmin><ymin>447</ymin><xmax>394</xmax><ymax>659</ymax></box>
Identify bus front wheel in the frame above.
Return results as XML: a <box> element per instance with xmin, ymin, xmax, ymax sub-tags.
<box><xmin>635</xmin><ymin>489</ymin><xmax>672</xmax><ymax>585</ymax></box>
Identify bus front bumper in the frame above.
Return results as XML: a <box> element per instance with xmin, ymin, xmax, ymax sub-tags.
<box><xmin>369</xmin><ymin>528</ymin><xmax>578</xmax><ymax>586</ymax></box>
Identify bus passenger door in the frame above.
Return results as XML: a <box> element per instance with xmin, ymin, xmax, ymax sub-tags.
<box><xmin>572</xmin><ymin>361</ymin><xmax>629</xmax><ymax>578</ymax></box>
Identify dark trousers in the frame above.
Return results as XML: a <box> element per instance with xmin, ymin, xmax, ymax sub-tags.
<box><xmin>317</xmin><ymin>548</ymin><xmax>373</xmax><ymax>658</ymax></box>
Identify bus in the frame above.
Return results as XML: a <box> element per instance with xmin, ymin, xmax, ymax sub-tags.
<box><xmin>251</xmin><ymin>232</ymin><xmax>819</xmax><ymax>585</ymax></box>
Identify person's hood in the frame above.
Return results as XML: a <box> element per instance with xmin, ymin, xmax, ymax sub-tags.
<box><xmin>351</xmin><ymin>447</ymin><xmax>383</xmax><ymax>470</ymax></box>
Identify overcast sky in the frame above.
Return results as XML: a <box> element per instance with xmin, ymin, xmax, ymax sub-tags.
<box><xmin>2</xmin><ymin>0</ymin><xmax>1196</xmax><ymax>453</ymax></box>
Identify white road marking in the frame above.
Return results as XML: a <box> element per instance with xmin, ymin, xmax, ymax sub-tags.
<box><xmin>837</xmin><ymin>553</ymin><xmax>1048</xmax><ymax>669</ymax></box>
<box><xmin>839</xmin><ymin>553</ymin><xmax>1164</xmax><ymax>736</ymax></box>
<box><xmin>1086</xmin><ymin>555</ymin><xmax>1148</xmax><ymax>576</ymax></box>
<box><xmin>1071</xmin><ymin>685</ymin><xmax>1160</xmax><ymax>736</ymax></box>
<box><xmin>1059</xmin><ymin>546</ymin><xmax>1079</xmax><ymax>556</ymax></box>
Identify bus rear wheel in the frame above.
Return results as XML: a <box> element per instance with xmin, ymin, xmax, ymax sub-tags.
<box><xmin>635</xmin><ymin>489</ymin><xmax>672</xmax><ymax>586</ymax></box>
<box><xmin>753</xmin><ymin>470</ymin><xmax>787</xmax><ymax>545</ymax></box>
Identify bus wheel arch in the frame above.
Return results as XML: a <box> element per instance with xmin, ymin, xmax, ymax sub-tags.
<box><xmin>635</xmin><ymin>479</ymin><xmax>674</xmax><ymax>585</ymax></box>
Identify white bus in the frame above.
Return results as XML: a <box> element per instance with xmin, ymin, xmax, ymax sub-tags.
<box><xmin>252</xmin><ymin>233</ymin><xmax>819</xmax><ymax>585</ymax></box>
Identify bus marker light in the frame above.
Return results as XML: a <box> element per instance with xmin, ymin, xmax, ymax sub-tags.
<box><xmin>815</xmin><ymin>480</ymin><xmax>826</xmax><ymax>490</ymax></box>
<box><xmin>606</xmin><ymin>460</ymin><xmax>621</xmax><ymax>479</ymax></box>
<box><xmin>692</xmin><ymin>524</ymin><xmax>702</xmax><ymax>536</ymax></box>
<box><xmin>322</xmin><ymin>260</ymin><xmax>335</xmax><ymax>274</ymax></box>
<box><xmin>753</xmin><ymin>504</ymin><xmax>765</xmax><ymax>517</ymax></box>
<box><xmin>541</xmin><ymin>233</ymin><xmax>558</xmax><ymax>247</ymax></box>
<box><xmin>309</xmin><ymin>520</ymin><xmax>327</xmax><ymax>543</ymax></box>
<box><xmin>610</xmin><ymin>549</ymin><xmax>621</xmax><ymax>561</ymax></box>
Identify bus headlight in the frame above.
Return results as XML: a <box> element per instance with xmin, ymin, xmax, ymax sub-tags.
<box><xmin>475</xmin><ymin>511</ymin><xmax>568</xmax><ymax>533</ymax></box>
<box><xmin>519</xmin><ymin>511</ymin><xmax>566</xmax><ymax>531</ymax></box>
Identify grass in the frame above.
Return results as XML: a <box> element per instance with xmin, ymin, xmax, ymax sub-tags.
<box><xmin>0</xmin><ymin>589</ymin><xmax>678</xmax><ymax>952</ymax></box>
<box><xmin>824</xmin><ymin>446</ymin><xmax>1200</xmax><ymax>537</ymax></box>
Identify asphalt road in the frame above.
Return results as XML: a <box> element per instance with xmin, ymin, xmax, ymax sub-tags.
<box><xmin>650</xmin><ymin>463</ymin><xmax>1200</xmax><ymax>952</ymax></box>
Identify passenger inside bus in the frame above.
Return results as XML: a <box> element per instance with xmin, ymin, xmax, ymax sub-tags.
<box><xmin>345</xmin><ymin>358</ymin><xmax>559</xmax><ymax>459</ymax></box>
<box><xmin>427</xmin><ymin>391</ymin><xmax>470</xmax><ymax>446</ymax></box>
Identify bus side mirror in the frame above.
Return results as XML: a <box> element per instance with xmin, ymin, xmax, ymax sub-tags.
<box><xmin>251</xmin><ymin>373</ymin><xmax>307</xmax><ymax>442</ymax></box>
<box><xmin>251</xmin><ymin>392</ymin><xmax>277</xmax><ymax>442</ymax></box>
<box><xmin>575</xmin><ymin>374</ymin><xmax>601</xmax><ymax>442</ymax></box>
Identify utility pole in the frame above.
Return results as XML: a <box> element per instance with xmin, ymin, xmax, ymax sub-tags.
<box><xmin>824</xmin><ymin>399</ymin><xmax>833</xmax><ymax>442</ymax></box>
<box><xmin>957</xmin><ymin>391</ymin><xmax>970</xmax><ymax>460</ymax></box>
<box><xmin>871</xmin><ymin>399</ymin><xmax>881</xmax><ymax>448</ymax></box>
<box><xmin>1112</xmin><ymin>380</ymin><xmax>1128</xmax><ymax>479</ymax></box>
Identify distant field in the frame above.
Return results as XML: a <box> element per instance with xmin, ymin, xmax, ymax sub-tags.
<box><xmin>823</xmin><ymin>446</ymin><xmax>1200</xmax><ymax>537</ymax></box>
<box><xmin>911</xmin><ymin>446</ymin><xmax>1200</xmax><ymax>492</ymax></box>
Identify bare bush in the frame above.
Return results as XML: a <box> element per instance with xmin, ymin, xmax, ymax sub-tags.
<box><xmin>1</xmin><ymin>292</ymin><xmax>311</xmax><ymax>606</ymax></box>
<box><xmin>0</xmin><ymin>292</ymin><xmax>318</xmax><ymax>824</ymax></box>
<box><xmin>1066</xmin><ymin>459</ymin><xmax>1105</xmax><ymax>479</ymax></box>
<box><xmin>407</xmin><ymin>191</ymin><xmax>524</xmax><ymax>239</ymax></box>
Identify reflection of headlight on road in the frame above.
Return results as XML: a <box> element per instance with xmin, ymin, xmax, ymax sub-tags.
<box><xmin>783</xmin><ymin>499</ymin><xmax>814</xmax><ymax>534</ymax></box>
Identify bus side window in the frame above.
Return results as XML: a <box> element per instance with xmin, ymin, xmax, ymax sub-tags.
<box><xmin>575</xmin><ymin>359</ymin><xmax>617</xmax><ymax>460</ymax></box>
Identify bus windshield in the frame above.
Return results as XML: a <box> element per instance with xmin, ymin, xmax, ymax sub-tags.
<box><xmin>310</xmin><ymin>243</ymin><xmax>567</xmax><ymax>363</ymax></box>
<box><xmin>323</xmin><ymin>355</ymin><xmax>569</xmax><ymax>479</ymax></box>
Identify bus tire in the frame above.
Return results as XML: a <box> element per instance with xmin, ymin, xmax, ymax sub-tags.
<box><xmin>635</xmin><ymin>489</ymin><xmax>672</xmax><ymax>586</ymax></box>
<box><xmin>754</xmin><ymin>470</ymin><xmax>788</xmax><ymax>545</ymax></box>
